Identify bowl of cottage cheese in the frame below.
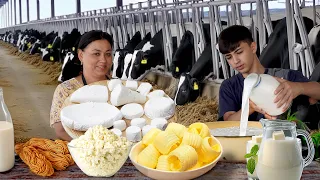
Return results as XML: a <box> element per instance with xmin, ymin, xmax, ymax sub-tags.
<box><xmin>68</xmin><ymin>125</ymin><xmax>132</xmax><ymax>177</ymax></box>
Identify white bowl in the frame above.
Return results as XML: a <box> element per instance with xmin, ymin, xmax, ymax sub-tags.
<box><xmin>129</xmin><ymin>136</ymin><xmax>223</xmax><ymax>180</ymax></box>
<box><xmin>60</xmin><ymin>102</ymin><xmax>122</xmax><ymax>131</ymax></box>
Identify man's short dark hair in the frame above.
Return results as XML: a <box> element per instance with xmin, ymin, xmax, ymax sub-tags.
<box><xmin>218</xmin><ymin>25</ymin><xmax>254</xmax><ymax>54</ymax></box>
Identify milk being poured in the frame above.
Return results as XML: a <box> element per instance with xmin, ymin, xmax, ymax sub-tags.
<box><xmin>240</xmin><ymin>73</ymin><xmax>287</xmax><ymax>136</ymax></box>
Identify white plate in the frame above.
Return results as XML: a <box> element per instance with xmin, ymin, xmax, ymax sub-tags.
<box><xmin>60</xmin><ymin>102</ymin><xmax>123</xmax><ymax>131</ymax></box>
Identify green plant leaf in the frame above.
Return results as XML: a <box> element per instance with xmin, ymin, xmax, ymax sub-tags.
<box><xmin>247</xmin><ymin>158</ymin><xmax>256</xmax><ymax>174</ymax></box>
<box><xmin>250</xmin><ymin>145</ymin><xmax>259</xmax><ymax>155</ymax></box>
<box><xmin>244</xmin><ymin>153</ymin><xmax>253</xmax><ymax>159</ymax></box>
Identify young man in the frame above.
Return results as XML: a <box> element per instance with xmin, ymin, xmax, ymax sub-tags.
<box><xmin>218</xmin><ymin>25</ymin><xmax>320</xmax><ymax>122</ymax></box>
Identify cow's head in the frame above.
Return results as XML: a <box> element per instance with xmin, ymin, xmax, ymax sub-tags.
<box><xmin>59</xmin><ymin>51</ymin><xmax>82</xmax><ymax>82</ymax></box>
<box><xmin>171</xmin><ymin>30</ymin><xmax>195</xmax><ymax>78</ymax></box>
<box><xmin>30</xmin><ymin>39</ymin><xmax>41</xmax><ymax>55</ymax></box>
<box><xmin>174</xmin><ymin>73</ymin><xmax>200</xmax><ymax>105</ymax></box>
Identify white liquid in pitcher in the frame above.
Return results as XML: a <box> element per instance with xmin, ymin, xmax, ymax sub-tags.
<box><xmin>256</xmin><ymin>137</ymin><xmax>303</xmax><ymax>180</ymax></box>
<box><xmin>0</xmin><ymin>121</ymin><xmax>15</xmax><ymax>172</ymax></box>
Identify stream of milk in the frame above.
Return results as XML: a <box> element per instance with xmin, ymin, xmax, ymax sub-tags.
<box><xmin>239</xmin><ymin>74</ymin><xmax>259</xmax><ymax>136</ymax></box>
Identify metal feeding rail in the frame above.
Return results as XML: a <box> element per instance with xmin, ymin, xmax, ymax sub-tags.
<box><xmin>0</xmin><ymin>0</ymin><xmax>315</xmax><ymax>80</ymax></box>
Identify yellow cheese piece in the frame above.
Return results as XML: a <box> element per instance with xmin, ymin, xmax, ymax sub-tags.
<box><xmin>197</xmin><ymin>136</ymin><xmax>221</xmax><ymax>163</ymax></box>
<box><xmin>153</xmin><ymin>131</ymin><xmax>180</xmax><ymax>155</ymax></box>
<box><xmin>167</xmin><ymin>145</ymin><xmax>198</xmax><ymax>171</ymax></box>
<box><xmin>188</xmin><ymin>122</ymin><xmax>210</xmax><ymax>138</ymax></box>
<box><xmin>272</xmin><ymin>130</ymin><xmax>285</xmax><ymax>140</ymax></box>
<box><xmin>165</xmin><ymin>122</ymin><xmax>187</xmax><ymax>139</ymax></box>
<box><xmin>181</xmin><ymin>131</ymin><xmax>202</xmax><ymax>149</ymax></box>
<box><xmin>142</xmin><ymin>128</ymin><xmax>162</xmax><ymax>146</ymax></box>
<box><xmin>156</xmin><ymin>155</ymin><xmax>170</xmax><ymax>171</ymax></box>
<box><xmin>137</xmin><ymin>144</ymin><xmax>160</xmax><ymax>169</ymax></box>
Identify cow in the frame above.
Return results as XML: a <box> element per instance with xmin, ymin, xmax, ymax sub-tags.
<box><xmin>260</xmin><ymin>17</ymin><xmax>314</xmax><ymax>70</ymax></box>
<box><xmin>122</xmin><ymin>32</ymin><xmax>152</xmax><ymax>79</ymax></box>
<box><xmin>42</xmin><ymin>32</ymin><xmax>61</xmax><ymax>62</ymax></box>
<box><xmin>129</xmin><ymin>29</ymin><xmax>178</xmax><ymax>80</ymax></box>
<box><xmin>170</xmin><ymin>30</ymin><xmax>195</xmax><ymax>78</ymax></box>
<box><xmin>58</xmin><ymin>36</ymin><xmax>82</xmax><ymax>82</ymax></box>
<box><xmin>59</xmin><ymin>28</ymin><xmax>82</xmax><ymax>63</ymax></box>
<box><xmin>174</xmin><ymin>73</ymin><xmax>200</xmax><ymax>105</ymax></box>
<box><xmin>112</xmin><ymin>31</ymin><xmax>142</xmax><ymax>79</ymax></box>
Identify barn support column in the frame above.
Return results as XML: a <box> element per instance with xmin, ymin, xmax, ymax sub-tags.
<box><xmin>14</xmin><ymin>0</ymin><xmax>16</xmax><ymax>25</ymax></box>
<box><xmin>26</xmin><ymin>0</ymin><xmax>29</xmax><ymax>22</ymax></box>
<box><xmin>116</xmin><ymin>0</ymin><xmax>122</xmax><ymax>11</ymax></box>
<box><xmin>10</xmin><ymin>0</ymin><xmax>13</xmax><ymax>26</ymax></box>
<box><xmin>51</xmin><ymin>0</ymin><xmax>55</xmax><ymax>18</ymax></box>
<box><xmin>19</xmin><ymin>0</ymin><xmax>22</xmax><ymax>24</ymax></box>
<box><xmin>76</xmin><ymin>0</ymin><xmax>81</xmax><ymax>16</ymax></box>
<box><xmin>36</xmin><ymin>0</ymin><xmax>39</xmax><ymax>20</ymax></box>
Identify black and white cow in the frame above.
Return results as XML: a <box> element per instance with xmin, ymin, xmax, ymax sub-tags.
<box><xmin>112</xmin><ymin>31</ymin><xmax>142</xmax><ymax>79</ymax></box>
<box><xmin>122</xmin><ymin>32</ymin><xmax>152</xmax><ymax>79</ymax></box>
<box><xmin>60</xmin><ymin>28</ymin><xmax>82</xmax><ymax>63</ymax></box>
<box><xmin>58</xmin><ymin>35</ymin><xmax>82</xmax><ymax>82</ymax></box>
<box><xmin>170</xmin><ymin>30</ymin><xmax>195</xmax><ymax>78</ymax></box>
<box><xmin>174</xmin><ymin>73</ymin><xmax>200</xmax><ymax>105</ymax></box>
<box><xmin>129</xmin><ymin>29</ymin><xmax>178</xmax><ymax>80</ymax></box>
<box><xmin>42</xmin><ymin>32</ymin><xmax>61</xmax><ymax>62</ymax></box>
<box><xmin>260</xmin><ymin>17</ymin><xmax>314</xmax><ymax>69</ymax></box>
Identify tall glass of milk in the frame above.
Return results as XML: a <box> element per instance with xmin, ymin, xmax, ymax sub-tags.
<box><xmin>256</xmin><ymin>119</ymin><xmax>314</xmax><ymax>180</ymax></box>
<box><xmin>0</xmin><ymin>88</ymin><xmax>15</xmax><ymax>172</ymax></box>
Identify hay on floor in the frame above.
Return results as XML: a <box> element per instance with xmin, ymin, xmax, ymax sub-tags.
<box><xmin>173</xmin><ymin>96</ymin><xmax>219</xmax><ymax>126</ymax></box>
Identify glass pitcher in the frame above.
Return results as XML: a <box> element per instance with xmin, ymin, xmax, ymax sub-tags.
<box><xmin>256</xmin><ymin>119</ymin><xmax>314</xmax><ymax>180</ymax></box>
<box><xmin>0</xmin><ymin>88</ymin><xmax>15</xmax><ymax>172</ymax></box>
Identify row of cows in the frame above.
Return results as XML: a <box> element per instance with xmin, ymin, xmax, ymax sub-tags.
<box><xmin>1</xmin><ymin>16</ymin><xmax>320</xmax><ymax>129</ymax></box>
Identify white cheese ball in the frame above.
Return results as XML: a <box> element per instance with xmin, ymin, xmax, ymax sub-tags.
<box><xmin>142</xmin><ymin>125</ymin><xmax>158</xmax><ymax>136</ymax></box>
<box><xmin>120</xmin><ymin>103</ymin><xmax>144</xmax><ymax>119</ymax></box>
<box><xmin>110</xmin><ymin>128</ymin><xmax>122</xmax><ymax>137</ymax></box>
<box><xmin>126</xmin><ymin>126</ymin><xmax>142</xmax><ymax>142</ymax></box>
<box><xmin>150</xmin><ymin>118</ymin><xmax>168</xmax><ymax>130</ymax></box>
<box><xmin>144</xmin><ymin>97</ymin><xmax>175</xmax><ymax>119</ymax></box>
<box><xmin>130</xmin><ymin>118</ymin><xmax>146</xmax><ymax>129</ymax></box>
<box><xmin>113</xmin><ymin>120</ymin><xmax>126</xmax><ymax>131</ymax></box>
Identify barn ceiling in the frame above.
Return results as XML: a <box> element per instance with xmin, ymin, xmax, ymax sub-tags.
<box><xmin>0</xmin><ymin>0</ymin><xmax>9</xmax><ymax>9</ymax></box>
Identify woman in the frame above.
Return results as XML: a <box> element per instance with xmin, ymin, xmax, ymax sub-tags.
<box><xmin>50</xmin><ymin>30</ymin><xmax>113</xmax><ymax>141</ymax></box>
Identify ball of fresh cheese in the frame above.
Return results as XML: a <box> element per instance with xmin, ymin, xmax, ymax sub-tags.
<box><xmin>126</xmin><ymin>126</ymin><xmax>142</xmax><ymax>142</ymax></box>
<box><xmin>150</xmin><ymin>118</ymin><xmax>168</xmax><ymax>130</ymax></box>
<box><xmin>120</xmin><ymin>103</ymin><xmax>144</xmax><ymax>119</ymax></box>
<box><xmin>131</xmin><ymin>118</ymin><xmax>146</xmax><ymax>129</ymax></box>
<box><xmin>108</xmin><ymin>79</ymin><xmax>122</xmax><ymax>91</ymax></box>
<box><xmin>113</xmin><ymin>120</ymin><xmax>127</xmax><ymax>131</ymax></box>
<box><xmin>110</xmin><ymin>128</ymin><xmax>122</xmax><ymax>137</ymax></box>
<box><xmin>144</xmin><ymin>97</ymin><xmax>175</xmax><ymax>119</ymax></box>
<box><xmin>126</xmin><ymin>80</ymin><xmax>138</xmax><ymax>91</ymax></box>
<box><xmin>142</xmin><ymin>125</ymin><xmax>158</xmax><ymax>136</ymax></box>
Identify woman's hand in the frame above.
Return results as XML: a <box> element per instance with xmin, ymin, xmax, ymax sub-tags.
<box><xmin>249</xmin><ymin>100</ymin><xmax>277</xmax><ymax>120</ymax></box>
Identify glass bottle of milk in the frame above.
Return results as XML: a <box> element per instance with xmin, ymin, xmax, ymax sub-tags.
<box><xmin>0</xmin><ymin>87</ymin><xmax>15</xmax><ymax>172</ymax></box>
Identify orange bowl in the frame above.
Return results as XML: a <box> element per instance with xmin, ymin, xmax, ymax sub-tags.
<box><xmin>129</xmin><ymin>136</ymin><xmax>223</xmax><ymax>180</ymax></box>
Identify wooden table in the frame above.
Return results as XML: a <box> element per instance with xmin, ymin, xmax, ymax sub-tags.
<box><xmin>1</xmin><ymin>156</ymin><xmax>320</xmax><ymax>179</ymax></box>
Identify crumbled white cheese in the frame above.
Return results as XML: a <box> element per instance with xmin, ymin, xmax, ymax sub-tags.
<box><xmin>68</xmin><ymin>125</ymin><xmax>132</xmax><ymax>177</ymax></box>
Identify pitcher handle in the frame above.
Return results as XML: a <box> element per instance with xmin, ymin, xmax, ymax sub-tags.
<box><xmin>297</xmin><ymin>129</ymin><xmax>315</xmax><ymax>167</ymax></box>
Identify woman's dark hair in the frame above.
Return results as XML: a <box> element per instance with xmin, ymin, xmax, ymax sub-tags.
<box><xmin>78</xmin><ymin>30</ymin><xmax>114</xmax><ymax>50</ymax></box>
<box><xmin>218</xmin><ymin>25</ymin><xmax>253</xmax><ymax>54</ymax></box>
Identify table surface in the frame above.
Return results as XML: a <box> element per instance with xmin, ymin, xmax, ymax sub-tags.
<box><xmin>1</xmin><ymin>157</ymin><xmax>320</xmax><ymax>180</ymax></box>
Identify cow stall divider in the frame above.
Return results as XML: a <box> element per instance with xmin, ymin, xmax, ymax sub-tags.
<box><xmin>0</xmin><ymin>0</ymin><xmax>316</xmax><ymax>97</ymax></box>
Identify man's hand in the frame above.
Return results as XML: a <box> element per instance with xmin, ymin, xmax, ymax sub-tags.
<box><xmin>274</xmin><ymin>77</ymin><xmax>303</xmax><ymax>112</ymax></box>
<box><xmin>249</xmin><ymin>100</ymin><xmax>277</xmax><ymax>120</ymax></box>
